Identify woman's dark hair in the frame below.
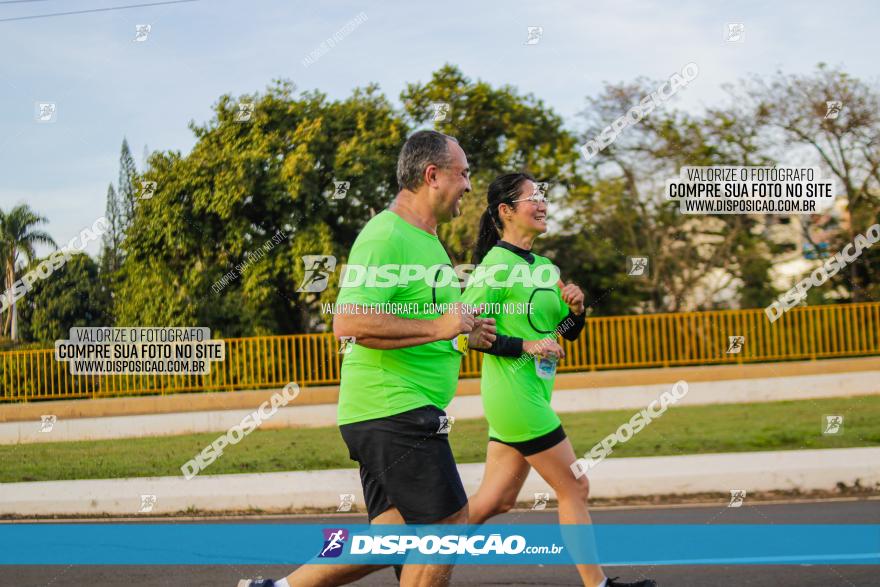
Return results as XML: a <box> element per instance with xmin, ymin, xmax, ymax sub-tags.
<box><xmin>472</xmin><ymin>172</ymin><xmax>536</xmax><ymax>265</ymax></box>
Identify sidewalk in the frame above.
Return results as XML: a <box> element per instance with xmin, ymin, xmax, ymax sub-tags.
<box><xmin>3</xmin><ymin>447</ymin><xmax>878</xmax><ymax>516</ymax></box>
<box><xmin>3</xmin><ymin>356</ymin><xmax>879</xmax><ymax>444</ymax></box>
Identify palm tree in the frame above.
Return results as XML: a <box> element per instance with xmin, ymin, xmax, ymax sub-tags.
<box><xmin>0</xmin><ymin>205</ymin><xmax>56</xmax><ymax>341</ymax></box>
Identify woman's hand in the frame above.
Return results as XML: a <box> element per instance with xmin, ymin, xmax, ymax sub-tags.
<box><xmin>557</xmin><ymin>280</ymin><xmax>585</xmax><ymax>315</ymax></box>
<box><xmin>523</xmin><ymin>338</ymin><xmax>566</xmax><ymax>360</ymax></box>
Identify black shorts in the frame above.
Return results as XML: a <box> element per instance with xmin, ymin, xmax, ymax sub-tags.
<box><xmin>339</xmin><ymin>404</ymin><xmax>468</xmax><ymax>524</ymax></box>
<box><xmin>488</xmin><ymin>424</ymin><xmax>567</xmax><ymax>456</ymax></box>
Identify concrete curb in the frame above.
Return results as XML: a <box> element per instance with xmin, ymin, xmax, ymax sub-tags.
<box><xmin>2</xmin><ymin>447</ymin><xmax>878</xmax><ymax>516</ymax></box>
<box><xmin>5</xmin><ymin>368</ymin><xmax>879</xmax><ymax>444</ymax></box>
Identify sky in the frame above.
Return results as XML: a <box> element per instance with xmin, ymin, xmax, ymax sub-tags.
<box><xmin>1</xmin><ymin>0</ymin><xmax>878</xmax><ymax>257</ymax></box>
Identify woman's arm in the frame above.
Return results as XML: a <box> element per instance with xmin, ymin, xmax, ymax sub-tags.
<box><xmin>476</xmin><ymin>332</ymin><xmax>524</xmax><ymax>357</ymax></box>
<box><xmin>556</xmin><ymin>279</ymin><xmax>586</xmax><ymax>340</ymax></box>
<box><xmin>558</xmin><ymin>310</ymin><xmax>585</xmax><ymax>341</ymax></box>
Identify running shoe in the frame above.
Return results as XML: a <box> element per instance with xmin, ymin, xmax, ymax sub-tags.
<box><xmin>606</xmin><ymin>577</ymin><xmax>658</xmax><ymax>587</ymax></box>
<box><xmin>237</xmin><ymin>578</ymin><xmax>275</xmax><ymax>587</ymax></box>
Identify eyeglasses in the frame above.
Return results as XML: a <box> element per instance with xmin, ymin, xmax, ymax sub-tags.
<box><xmin>510</xmin><ymin>193</ymin><xmax>548</xmax><ymax>204</ymax></box>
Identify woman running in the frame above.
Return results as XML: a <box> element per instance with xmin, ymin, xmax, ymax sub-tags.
<box><xmin>462</xmin><ymin>173</ymin><xmax>656</xmax><ymax>587</ymax></box>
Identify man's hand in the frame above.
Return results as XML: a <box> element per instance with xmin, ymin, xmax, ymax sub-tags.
<box><xmin>468</xmin><ymin>317</ymin><xmax>497</xmax><ymax>350</ymax></box>
<box><xmin>523</xmin><ymin>338</ymin><xmax>566</xmax><ymax>359</ymax></box>
<box><xmin>433</xmin><ymin>302</ymin><xmax>477</xmax><ymax>341</ymax></box>
<box><xmin>557</xmin><ymin>280</ymin><xmax>585</xmax><ymax>315</ymax></box>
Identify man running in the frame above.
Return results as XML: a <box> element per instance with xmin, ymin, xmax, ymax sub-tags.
<box><xmin>240</xmin><ymin>130</ymin><xmax>496</xmax><ymax>587</ymax></box>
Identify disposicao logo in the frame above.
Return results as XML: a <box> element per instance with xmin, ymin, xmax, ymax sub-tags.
<box><xmin>319</xmin><ymin>528</ymin><xmax>349</xmax><ymax>558</ymax></box>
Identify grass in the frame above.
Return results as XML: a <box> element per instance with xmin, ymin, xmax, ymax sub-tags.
<box><xmin>2</xmin><ymin>395</ymin><xmax>879</xmax><ymax>483</ymax></box>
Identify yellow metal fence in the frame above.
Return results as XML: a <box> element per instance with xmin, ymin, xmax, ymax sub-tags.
<box><xmin>2</xmin><ymin>302</ymin><xmax>879</xmax><ymax>402</ymax></box>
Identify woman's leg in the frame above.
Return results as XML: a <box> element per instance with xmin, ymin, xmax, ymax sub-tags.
<box><xmin>468</xmin><ymin>440</ymin><xmax>531</xmax><ymax>524</ymax></box>
<box><xmin>525</xmin><ymin>437</ymin><xmax>605</xmax><ymax>587</ymax></box>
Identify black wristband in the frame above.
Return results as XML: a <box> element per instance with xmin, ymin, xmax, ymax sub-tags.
<box><xmin>559</xmin><ymin>310</ymin><xmax>586</xmax><ymax>341</ymax></box>
<box><xmin>477</xmin><ymin>333</ymin><xmax>524</xmax><ymax>357</ymax></box>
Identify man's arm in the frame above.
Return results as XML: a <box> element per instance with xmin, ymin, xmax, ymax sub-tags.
<box><xmin>333</xmin><ymin>303</ymin><xmax>475</xmax><ymax>350</ymax></box>
<box><xmin>468</xmin><ymin>317</ymin><xmax>497</xmax><ymax>350</ymax></box>
<box><xmin>352</xmin><ymin>335</ymin><xmax>437</xmax><ymax>349</ymax></box>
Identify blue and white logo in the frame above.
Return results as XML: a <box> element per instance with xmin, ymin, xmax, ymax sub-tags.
<box><xmin>319</xmin><ymin>528</ymin><xmax>349</xmax><ymax>558</ymax></box>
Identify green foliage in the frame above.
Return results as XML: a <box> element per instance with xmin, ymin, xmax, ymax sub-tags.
<box><xmin>543</xmin><ymin>80</ymin><xmax>781</xmax><ymax>314</ymax></box>
<box><xmin>0</xmin><ymin>204</ymin><xmax>56</xmax><ymax>339</ymax></box>
<box><xmin>16</xmin><ymin>253</ymin><xmax>109</xmax><ymax>342</ymax></box>
<box><xmin>118</xmin><ymin>138</ymin><xmax>139</xmax><ymax>229</ymax></box>
<box><xmin>736</xmin><ymin>63</ymin><xmax>880</xmax><ymax>302</ymax></box>
<box><xmin>114</xmin><ymin>81</ymin><xmax>406</xmax><ymax>335</ymax></box>
<box><xmin>401</xmin><ymin>64</ymin><xmax>580</xmax><ymax>263</ymax></box>
<box><xmin>8</xmin><ymin>64</ymin><xmax>879</xmax><ymax>337</ymax></box>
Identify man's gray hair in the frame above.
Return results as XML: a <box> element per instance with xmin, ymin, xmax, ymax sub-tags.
<box><xmin>396</xmin><ymin>130</ymin><xmax>459</xmax><ymax>192</ymax></box>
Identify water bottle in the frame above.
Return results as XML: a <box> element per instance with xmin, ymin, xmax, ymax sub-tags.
<box><xmin>535</xmin><ymin>353</ymin><xmax>558</xmax><ymax>380</ymax></box>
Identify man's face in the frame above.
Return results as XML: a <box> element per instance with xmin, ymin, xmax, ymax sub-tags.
<box><xmin>431</xmin><ymin>140</ymin><xmax>471</xmax><ymax>222</ymax></box>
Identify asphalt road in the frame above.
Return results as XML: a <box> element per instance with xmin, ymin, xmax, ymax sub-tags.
<box><xmin>6</xmin><ymin>498</ymin><xmax>879</xmax><ymax>586</ymax></box>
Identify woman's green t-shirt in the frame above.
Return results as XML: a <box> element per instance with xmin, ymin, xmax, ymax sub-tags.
<box><xmin>462</xmin><ymin>245</ymin><xmax>569</xmax><ymax>442</ymax></box>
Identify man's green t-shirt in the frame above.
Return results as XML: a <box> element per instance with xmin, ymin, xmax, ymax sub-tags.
<box><xmin>462</xmin><ymin>245</ymin><xmax>568</xmax><ymax>442</ymax></box>
<box><xmin>335</xmin><ymin>210</ymin><xmax>462</xmax><ymax>425</ymax></box>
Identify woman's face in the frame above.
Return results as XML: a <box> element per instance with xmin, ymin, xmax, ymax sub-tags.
<box><xmin>502</xmin><ymin>180</ymin><xmax>548</xmax><ymax>235</ymax></box>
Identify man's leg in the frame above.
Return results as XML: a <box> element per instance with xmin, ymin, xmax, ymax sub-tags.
<box><xmin>279</xmin><ymin>506</ymin><xmax>405</xmax><ymax>587</ymax></box>
<box><xmin>242</xmin><ymin>406</ymin><xmax>468</xmax><ymax>587</ymax></box>
<box><xmin>398</xmin><ymin>503</ymin><xmax>469</xmax><ymax>587</ymax></box>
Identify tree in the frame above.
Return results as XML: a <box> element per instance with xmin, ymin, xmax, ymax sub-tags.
<box><xmin>543</xmin><ymin>78</ymin><xmax>780</xmax><ymax>315</ymax></box>
<box><xmin>114</xmin><ymin>80</ymin><xmax>407</xmax><ymax>335</ymax></box>
<box><xmin>400</xmin><ymin>64</ymin><xmax>580</xmax><ymax>263</ymax></box>
<box><xmin>118</xmin><ymin>138</ymin><xmax>139</xmax><ymax>231</ymax></box>
<box><xmin>0</xmin><ymin>205</ymin><xmax>56</xmax><ymax>340</ymax></box>
<box><xmin>99</xmin><ymin>138</ymin><xmax>150</xmax><ymax>324</ymax></box>
<box><xmin>16</xmin><ymin>253</ymin><xmax>109</xmax><ymax>343</ymax></box>
<box><xmin>735</xmin><ymin>63</ymin><xmax>880</xmax><ymax>302</ymax></box>
<box><xmin>100</xmin><ymin>183</ymin><xmax>123</xmax><ymax>274</ymax></box>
